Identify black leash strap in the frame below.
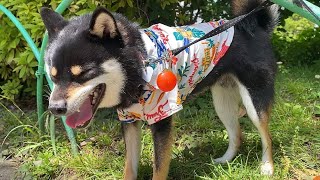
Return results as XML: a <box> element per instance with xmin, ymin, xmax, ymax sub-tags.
<box><xmin>293</xmin><ymin>0</ymin><xmax>320</xmax><ymax>22</ymax></box>
<box><xmin>171</xmin><ymin>0</ymin><xmax>274</xmax><ymax>56</ymax></box>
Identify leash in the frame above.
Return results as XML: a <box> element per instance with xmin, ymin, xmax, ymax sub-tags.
<box><xmin>144</xmin><ymin>0</ymin><xmax>274</xmax><ymax>67</ymax></box>
<box><xmin>144</xmin><ymin>0</ymin><xmax>274</xmax><ymax>92</ymax></box>
<box><xmin>293</xmin><ymin>0</ymin><xmax>320</xmax><ymax>22</ymax></box>
<box><xmin>171</xmin><ymin>0</ymin><xmax>274</xmax><ymax>56</ymax></box>
<box><xmin>145</xmin><ymin>0</ymin><xmax>320</xmax><ymax>66</ymax></box>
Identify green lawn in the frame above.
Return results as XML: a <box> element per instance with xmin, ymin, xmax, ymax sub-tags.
<box><xmin>1</xmin><ymin>66</ymin><xmax>319</xmax><ymax>180</ymax></box>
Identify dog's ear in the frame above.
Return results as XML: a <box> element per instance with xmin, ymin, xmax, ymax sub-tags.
<box><xmin>40</xmin><ymin>7</ymin><xmax>67</xmax><ymax>37</ymax></box>
<box><xmin>89</xmin><ymin>7</ymin><xmax>119</xmax><ymax>39</ymax></box>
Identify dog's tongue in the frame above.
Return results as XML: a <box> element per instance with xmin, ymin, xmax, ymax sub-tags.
<box><xmin>66</xmin><ymin>98</ymin><xmax>93</xmax><ymax>128</ymax></box>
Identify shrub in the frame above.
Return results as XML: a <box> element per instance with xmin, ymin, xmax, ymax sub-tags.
<box><xmin>272</xmin><ymin>13</ymin><xmax>320</xmax><ymax>66</ymax></box>
<box><xmin>1</xmin><ymin>0</ymin><xmax>50</xmax><ymax>100</ymax></box>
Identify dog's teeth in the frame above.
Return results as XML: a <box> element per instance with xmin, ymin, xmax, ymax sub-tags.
<box><xmin>94</xmin><ymin>92</ymin><xmax>98</xmax><ymax>97</ymax></box>
<box><xmin>92</xmin><ymin>99</ymin><xmax>96</xmax><ymax>105</ymax></box>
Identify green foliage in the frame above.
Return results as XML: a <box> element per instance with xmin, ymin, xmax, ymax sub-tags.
<box><xmin>274</xmin><ymin>13</ymin><xmax>320</xmax><ymax>65</ymax></box>
<box><xmin>0</xmin><ymin>79</ymin><xmax>23</xmax><ymax>100</ymax></box>
<box><xmin>0</xmin><ymin>0</ymin><xmax>45</xmax><ymax>100</ymax></box>
<box><xmin>272</xmin><ymin>13</ymin><xmax>320</xmax><ymax>66</ymax></box>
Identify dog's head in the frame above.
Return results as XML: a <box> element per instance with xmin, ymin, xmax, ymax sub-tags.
<box><xmin>40</xmin><ymin>7</ymin><xmax>145</xmax><ymax>128</ymax></box>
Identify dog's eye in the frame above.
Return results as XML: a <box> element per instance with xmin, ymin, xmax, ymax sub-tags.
<box><xmin>78</xmin><ymin>69</ymin><xmax>92</xmax><ymax>77</ymax></box>
<box><xmin>70</xmin><ymin>68</ymin><xmax>99</xmax><ymax>83</ymax></box>
<box><xmin>50</xmin><ymin>75</ymin><xmax>58</xmax><ymax>83</ymax></box>
<box><xmin>75</xmin><ymin>69</ymin><xmax>97</xmax><ymax>81</ymax></box>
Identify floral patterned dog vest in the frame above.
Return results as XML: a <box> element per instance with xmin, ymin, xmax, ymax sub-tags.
<box><xmin>117</xmin><ymin>20</ymin><xmax>234</xmax><ymax>125</ymax></box>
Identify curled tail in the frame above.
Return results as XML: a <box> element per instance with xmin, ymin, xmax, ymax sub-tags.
<box><xmin>231</xmin><ymin>0</ymin><xmax>279</xmax><ymax>34</ymax></box>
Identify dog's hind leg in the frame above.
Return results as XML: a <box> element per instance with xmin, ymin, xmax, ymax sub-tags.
<box><xmin>211</xmin><ymin>75</ymin><xmax>242</xmax><ymax>163</ymax></box>
<box><xmin>237</xmin><ymin>82</ymin><xmax>274</xmax><ymax>175</ymax></box>
<box><xmin>122</xmin><ymin>121</ymin><xmax>142</xmax><ymax>180</ymax></box>
<box><xmin>150</xmin><ymin>117</ymin><xmax>173</xmax><ymax>180</ymax></box>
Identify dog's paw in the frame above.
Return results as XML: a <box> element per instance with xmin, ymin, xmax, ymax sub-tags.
<box><xmin>213</xmin><ymin>157</ymin><xmax>229</xmax><ymax>164</ymax></box>
<box><xmin>261</xmin><ymin>161</ymin><xmax>274</xmax><ymax>176</ymax></box>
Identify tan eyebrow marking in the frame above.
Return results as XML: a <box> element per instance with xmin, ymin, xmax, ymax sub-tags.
<box><xmin>67</xmin><ymin>83</ymin><xmax>83</xmax><ymax>98</ymax></box>
<box><xmin>50</xmin><ymin>67</ymin><xmax>57</xmax><ymax>77</ymax></box>
<box><xmin>71</xmin><ymin>65</ymin><xmax>82</xmax><ymax>76</ymax></box>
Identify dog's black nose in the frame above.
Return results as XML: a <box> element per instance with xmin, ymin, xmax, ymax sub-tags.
<box><xmin>50</xmin><ymin>107</ymin><xmax>67</xmax><ymax>115</ymax></box>
<box><xmin>48</xmin><ymin>101</ymin><xmax>67</xmax><ymax>115</ymax></box>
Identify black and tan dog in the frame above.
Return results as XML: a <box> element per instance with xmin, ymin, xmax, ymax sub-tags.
<box><xmin>40</xmin><ymin>0</ymin><xmax>279</xmax><ymax>179</ymax></box>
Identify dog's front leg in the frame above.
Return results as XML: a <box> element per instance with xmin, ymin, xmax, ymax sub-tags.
<box><xmin>150</xmin><ymin>117</ymin><xmax>174</xmax><ymax>180</ymax></box>
<box><xmin>122</xmin><ymin>121</ymin><xmax>142</xmax><ymax>180</ymax></box>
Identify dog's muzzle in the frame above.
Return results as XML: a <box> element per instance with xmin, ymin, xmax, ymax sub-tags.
<box><xmin>48</xmin><ymin>100</ymin><xmax>67</xmax><ymax>116</ymax></box>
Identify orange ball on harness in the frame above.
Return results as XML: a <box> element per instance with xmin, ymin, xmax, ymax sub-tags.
<box><xmin>156</xmin><ymin>69</ymin><xmax>177</xmax><ymax>92</ymax></box>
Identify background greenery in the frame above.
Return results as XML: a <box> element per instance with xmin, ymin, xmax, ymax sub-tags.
<box><xmin>0</xmin><ymin>0</ymin><xmax>319</xmax><ymax>100</ymax></box>
<box><xmin>0</xmin><ymin>0</ymin><xmax>319</xmax><ymax>179</ymax></box>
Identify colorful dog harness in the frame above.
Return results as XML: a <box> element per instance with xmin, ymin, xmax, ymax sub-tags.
<box><xmin>117</xmin><ymin>20</ymin><xmax>234</xmax><ymax>125</ymax></box>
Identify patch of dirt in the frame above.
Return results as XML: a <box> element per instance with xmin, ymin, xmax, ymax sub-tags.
<box><xmin>55</xmin><ymin>170</ymin><xmax>82</xmax><ymax>180</ymax></box>
<box><xmin>0</xmin><ymin>160</ymin><xmax>18</xmax><ymax>180</ymax></box>
<box><xmin>1</xmin><ymin>96</ymin><xmax>40</xmax><ymax>112</ymax></box>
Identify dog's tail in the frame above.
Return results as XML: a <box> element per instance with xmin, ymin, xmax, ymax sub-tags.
<box><xmin>231</xmin><ymin>0</ymin><xmax>279</xmax><ymax>34</ymax></box>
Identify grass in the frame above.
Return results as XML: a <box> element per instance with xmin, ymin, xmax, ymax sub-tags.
<box><xmin>0</xmin><ymin>66</ymin><xmax>319</xmax><ymax>180</ymax></box>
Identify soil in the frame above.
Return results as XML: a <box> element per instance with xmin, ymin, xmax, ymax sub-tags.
<box><xmin>2</xmin><ymin>96</ymin><xmax>40</xmax><ymax>112</ymax></box>
<box><xmin>0</xmin><ymin>160</ymin><xmax>18</xmax><ymax>180</ymax></box>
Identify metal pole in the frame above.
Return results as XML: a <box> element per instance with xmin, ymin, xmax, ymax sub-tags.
<box><xmin>38</xmin><ymin>0</ymin><xmax>78</xmax><ymax>155</ymax></box>
<box><xmin>271</xmin><ymin>0</ymin><xmax>320</xmax><ymax>25</ymax></box>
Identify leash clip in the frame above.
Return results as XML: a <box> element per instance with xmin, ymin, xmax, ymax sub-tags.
<box><xmin>144</xmin><ymin>50</ymin><xmax>175</xmax><ymax>69</ymax></box>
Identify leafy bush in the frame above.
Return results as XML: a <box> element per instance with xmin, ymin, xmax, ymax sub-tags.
<box><xmin>272</xmin><ymin>13</ymin><xmax>320</xmax><ymax>66</ymax></box>
<box><xmin>0</xmin><ymin>0</ymin><xmax>48</xmax><ymax>100</ymax></box>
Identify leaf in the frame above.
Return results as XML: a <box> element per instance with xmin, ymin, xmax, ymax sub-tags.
<box><xmin>0</xmin><ymin>40</ymin><xmax>6</xmax><ymax>49</ymax></box>
<box><xmin>13</xmin><ymin>66</ymin><xmax>22</xmax><ymax>72</ymax></box>
<box><xmin>111</xmin><ymin>4</ymin><xmax>120</xmax><ymax>11</ymax></box>
<box><xmin>126</xmin><ymin>0</ymin><xmax>134</xmax><ymax>7</ymax></box>
<box><xmin>9</xmin><ymin>40</ymin><xmax>18</xmax><ymax>49</ymax></box>
<box><xmin>119</xmin><ymin>0</ymin><xmax>127</xmax><ymax>8</ymax></box>
<box><xmin>19</xmin><ymin>54</ymin><xmax>27</xmax><ymax>64</ymax></box>
<box><xmin>19</xmin><ymin>66</ymin><xmax>26</xmax><ymax>78</ymax></box>
<box><xmin>29</xmin><ymin>68</ymin><xmax>35</xmax><ymax>76</ymax></box>
<box><xmin>27</xmin><ymin>53</ymin><xmax>34</xmax><ymax>63</ymax></box>
<box><xmin>7</xmin><ymin>50</ymin><xmax>15</xmax><ymax>64</ymax></box>
<box><xmin>29</xmin><ymin>61</ymin><xmax>38</xmax><ymax>67</ymax></box>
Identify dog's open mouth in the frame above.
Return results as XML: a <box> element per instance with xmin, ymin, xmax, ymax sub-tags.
<box><xmin>66</xmin><ymin>84</ymin><xmax>106</xmax><ymax>129</ymax></box>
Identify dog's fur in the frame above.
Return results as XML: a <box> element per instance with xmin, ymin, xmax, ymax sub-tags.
<box><xmin>41</xmin><ymin>0</ymin><xmax>279</xmax><ymax>178</ymax></box>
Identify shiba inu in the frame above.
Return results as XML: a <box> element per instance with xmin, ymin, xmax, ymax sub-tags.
<box><xmin>40</xmin><ymin>0</ymin><xmax>279</xmax><ymax>178</ymax></box>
